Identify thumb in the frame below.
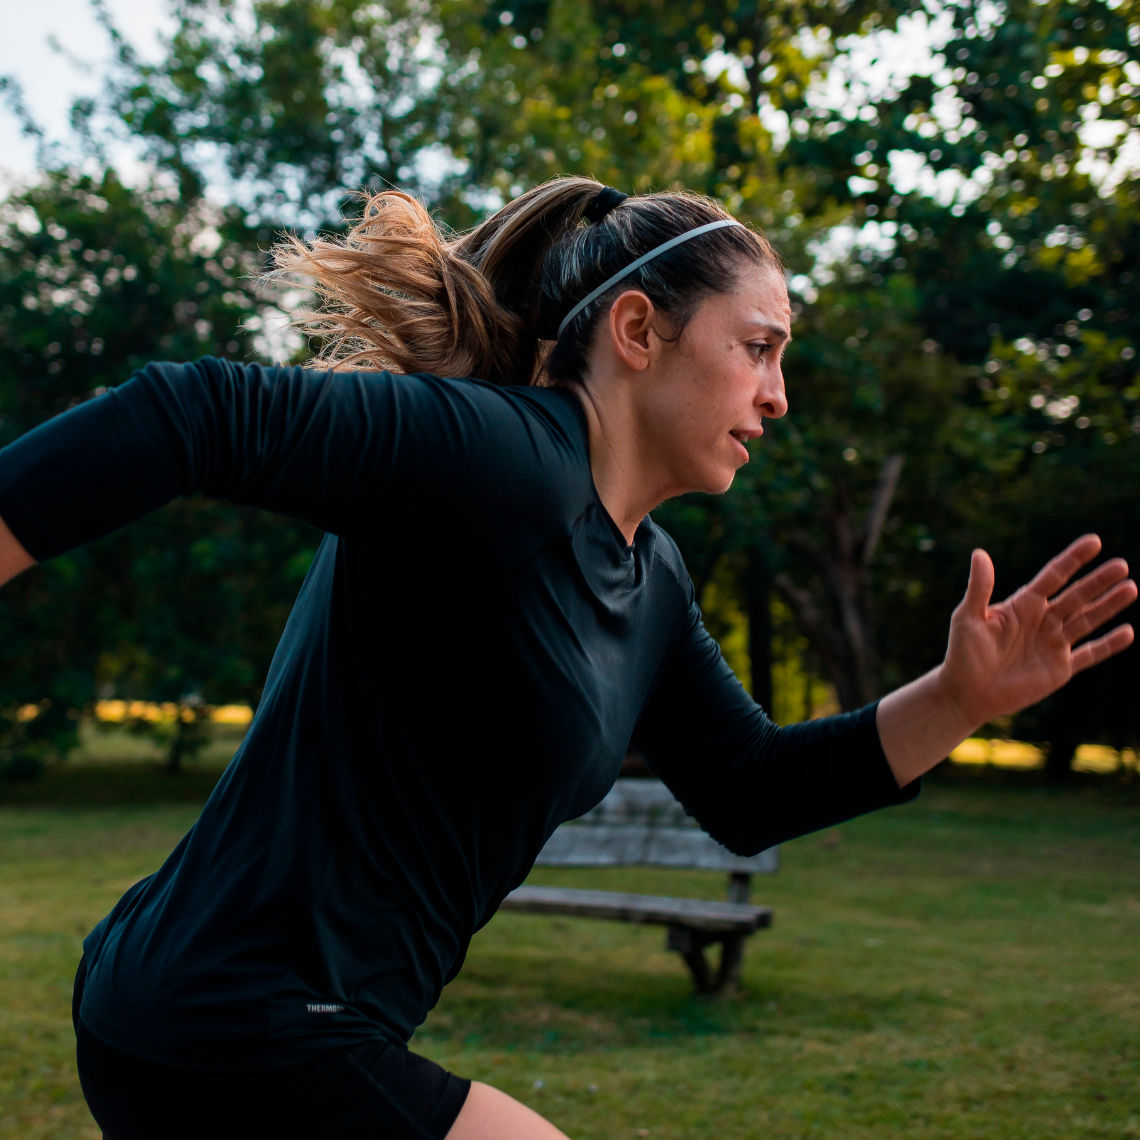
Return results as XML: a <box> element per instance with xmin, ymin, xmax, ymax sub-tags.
<box><xmin>962</xmin><ymin>548</ymin><xmax>995</xmax><ymax>617</ymax></box>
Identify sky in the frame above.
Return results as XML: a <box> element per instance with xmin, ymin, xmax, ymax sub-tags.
<box><xmin>1</xmin><ymin>0</ymin><xmax>172</xmax><ymax>184</ymax></box>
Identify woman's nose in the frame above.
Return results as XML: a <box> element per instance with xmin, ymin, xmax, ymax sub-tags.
<box><xmin>759</xmin><ymin>366</ymin><xmax>788</xmax><ymax>419</ymax></box>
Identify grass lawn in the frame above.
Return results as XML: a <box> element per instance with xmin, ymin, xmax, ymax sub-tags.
<box><xmin>1</xmin><ymin>734</ymin><xmax>1138</xmax><ymax>1139</ymax></box>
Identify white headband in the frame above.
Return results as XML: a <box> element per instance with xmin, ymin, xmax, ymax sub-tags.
<box><xmin>556</xmin><ymin>218</ymin><xmax>744</xmax><ymax>339</ymax></box>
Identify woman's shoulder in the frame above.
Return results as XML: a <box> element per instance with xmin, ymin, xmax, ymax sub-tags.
<box><xmin>408</xmin><ymin>372</ymin><xmax>588</xmax><ymax>457</ymax></box>
<box><xmin>404</xmin><ymin>372</ymin><xmax>593</xmax><ymax>494</ymax></box>
<box><xmin>355</xmin><ymin>370</ymin><xmax>597</xmax><ymax>556</ymax></box>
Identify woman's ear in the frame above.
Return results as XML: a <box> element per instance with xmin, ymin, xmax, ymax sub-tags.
<box><xmin>606</xmin><ymin>290</ymin><xmax>657</xmax><ymax>372</ymax></box>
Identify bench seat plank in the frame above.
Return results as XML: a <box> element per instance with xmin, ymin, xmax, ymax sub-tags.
<box><xmin>502</xmin><ymin>885</ymin><xmax>773</xmax><ymax>933</ymax></box>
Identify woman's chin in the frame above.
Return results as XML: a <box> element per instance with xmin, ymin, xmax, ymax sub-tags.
<box><xmin>663</xmin><ymin>462</ymin><xmax>739</xmax><ymax>500</ymax></box>
<box><xmin>700</xmin><ymin>470</ymin><xmax>738</xmax><ymax>496</ymax></box>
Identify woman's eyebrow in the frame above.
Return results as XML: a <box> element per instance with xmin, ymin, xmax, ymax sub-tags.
<box><xmin>746</xmin><ymin>320</ymin><xmax>793</xmax><ymax>345</ymax></box>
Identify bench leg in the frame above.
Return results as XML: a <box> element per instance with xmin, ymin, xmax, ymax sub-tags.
<box><xmin>717</xmin><ymin>933</ymin><xmax>745</xmax><ymax>991</ymax></box>
<box><xmin>666</xmin><ymin>926</ymin><xmax>747</xmax><ymax>995</ymax></box>
<box><xmin>668</xmin><ymin>924</ymin><xmax>715</xmax><ymax>993</ymax></box>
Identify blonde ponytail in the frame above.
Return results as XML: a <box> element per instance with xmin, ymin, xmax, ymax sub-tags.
<box><xmin>271</xmin><ymin>178</ymin><xmax>606</xmax><ymax>386</ymax></box>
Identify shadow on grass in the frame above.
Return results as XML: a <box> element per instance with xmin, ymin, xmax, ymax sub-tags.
<box><xmin>0</xmin><ymin>759</ymin><xmax>229</xmax><ymax>807</ymax></box>
<box><xmin>418</xmin><ymin>919</ymin><xmax>968</xmax><ymax>1060</ymax></box>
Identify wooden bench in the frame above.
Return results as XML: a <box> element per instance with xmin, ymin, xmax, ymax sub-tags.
<box><xmin>500</xmin><ymin>778</ymin><xmax>777</xmax><ymax>994</ymax></box>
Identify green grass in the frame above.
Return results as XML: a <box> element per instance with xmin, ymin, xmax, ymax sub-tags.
<box><xmin>2</xmin><ymin>737</ymin><xmax>1138</xmax><ymax>1138</ymax></box>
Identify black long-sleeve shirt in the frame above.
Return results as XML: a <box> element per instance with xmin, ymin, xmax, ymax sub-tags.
<box><xmin>0</xmin><ymin>359</ymin><xmax>917</xmax><ymax>1069</ymax></box>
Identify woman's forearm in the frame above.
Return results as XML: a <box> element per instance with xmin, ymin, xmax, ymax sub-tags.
<box><xmin>876</xmin><ymin>666</ymin><xmax>976</xmax><ymax>788</ymax></box>
<box><xmin>0</xmin><ymin>515</ymin><xmax>36</xmax><ymax>586</ymax></box>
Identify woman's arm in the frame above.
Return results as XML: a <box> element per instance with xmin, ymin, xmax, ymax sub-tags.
<box><xmin>634</xmin><ymin>534</ymin><xmax>1134</xmax><ymax>855</ymax></box>
<box><xmin>878</xmin><ymin>535</ymin><xmax>1135</xmax><ymax>786</ymax></box>
<box><xmin>0</xmin><ymin>515</ymin><xmax>35</xmax><ymax>587</ymax></box>
<box><xmin>0</xmin><ymin>359</ymin><xmax>399</xmax><ymax>562</ymax></box>
<box><xmin>633</xmin><ymin>595</ymin><xmax>918</xmax><ymax>857</ymax></box>
<box><xmin>0</xmin><ymin>359</ymin><xmax>579</xmax><ymax>566</ymax></box>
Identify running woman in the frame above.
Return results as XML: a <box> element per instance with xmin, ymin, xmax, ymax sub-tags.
<box><xmin>0</xmin><ymin>178</ymin><xmax>1133</xmax><ymax>1139</ymax></box>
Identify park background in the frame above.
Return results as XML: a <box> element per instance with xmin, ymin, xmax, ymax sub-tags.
<box><xmin>0</xmin><ymin>0</ymin><xmax>1137</xmax><ymax>1136</ymax></box>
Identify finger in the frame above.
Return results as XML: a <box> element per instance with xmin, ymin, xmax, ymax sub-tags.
<box><xmin>1071</xmin><ymin>623</ymin><xmax>1135</xmax><ymax>675</ymax></box>
<box><xmin>1051</xmin><ymin>558</ymin><xmax>1133</xmax><ymax>623</ymax></box>
<box><xmin>1026</xmin><ymin>533</ymin><xmax>1103</xmax><ymax>599</ymax></box>
<box><xmin>961</xmin><ymin>548</ymin><xmax>995</xmax><ymax>617</ymax></box>
<box><xmin>1062</xmin><ymin>578</ymin><xmax>1139</xmax><ymax>644</ymax></box>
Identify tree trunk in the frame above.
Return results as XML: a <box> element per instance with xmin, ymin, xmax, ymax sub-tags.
<box><xmin>746</xmin><ymin>548</ymin><xmax>774</xmax><ymax>714</ymax></box>
<box><xmin>772</xmin><ymin>455</ymin><xmax>903</xmax><ymax>711</ymax></box>
<box><xmin>1045</xmin><ymin>734</ymin><xmax>1079</xmax><ymax>782</ymax></box>
<box><xmin>774</xmin><ymin>553</ymin><xmax>879</xmax><ymax>711</ymax></box>
<box><xmin>166</xmin><ymin>700</ymin><xmax>208</xmax><ymax>775</ymax></box>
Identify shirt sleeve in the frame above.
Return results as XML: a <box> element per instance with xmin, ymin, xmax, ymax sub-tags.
<box><xmin>0</xmin><ymin>358</ymin><xmax>581</xmax><ymax>562</ymax></box>
<box><xmin>633</xmin><ymin>593</ymin><xmax>920</xmax><ymax>856</ymax></box>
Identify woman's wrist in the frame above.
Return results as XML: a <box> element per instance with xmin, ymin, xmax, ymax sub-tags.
<box><xmin>876</xmin><ymin>664</ymin><xmax>981</xmax><ymax>788</ymax></box>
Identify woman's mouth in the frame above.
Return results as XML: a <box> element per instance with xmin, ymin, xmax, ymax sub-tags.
<box><xmin>730</xmin><ymin>430</ymin><xmax>754</xmax><ymax>461</ymax></box>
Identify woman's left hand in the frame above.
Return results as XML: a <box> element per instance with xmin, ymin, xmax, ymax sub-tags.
<box><xmin>940</xmin><ymin>534</ymin><xmax>1136</xmax><ymax>729</ymax></box>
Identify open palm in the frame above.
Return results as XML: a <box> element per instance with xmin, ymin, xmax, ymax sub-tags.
<box><xmin>941</xmin><ymin>535</ymin><xmax>1136</xmax><ymax>729</ymax></box>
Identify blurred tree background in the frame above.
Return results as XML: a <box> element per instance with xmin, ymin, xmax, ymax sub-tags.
<box><xmin>0</xmin><ymin>0</ymin><xmax>1136</xmax><ymax>779</ymax></box>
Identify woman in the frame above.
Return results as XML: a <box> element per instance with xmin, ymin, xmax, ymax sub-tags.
<box><xmin>0</xmin><ymin>177</ymin><xmax>1133</xmax><ymax>1139</ymax></box>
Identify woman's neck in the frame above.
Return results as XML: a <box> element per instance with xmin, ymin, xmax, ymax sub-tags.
<box><xmin>570</xmin><ymin>382</ymin><xmax>668</xmax><ymax>546</ymax></box>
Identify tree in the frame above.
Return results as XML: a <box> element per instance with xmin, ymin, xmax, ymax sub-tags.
<box><xmin>862</xmin><ymin>0</ymin><xmax>1140</xmax><ymax>765</ymax></box>
<box><xmin>94</xmin><ymin>0</ymin><xmax>458</xmax><ymax>229</ymax></box>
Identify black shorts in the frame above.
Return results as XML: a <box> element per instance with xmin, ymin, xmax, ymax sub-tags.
<box><xmin>72</xmin><ymin>958</ymin><xmax>470</xmax><ymax>1140</ymax></box>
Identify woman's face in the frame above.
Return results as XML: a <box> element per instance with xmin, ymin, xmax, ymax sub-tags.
<box><xmin>634</xmin><ymin>264</ymin><xmax>791</xmax><ymax>500</ymax></box>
